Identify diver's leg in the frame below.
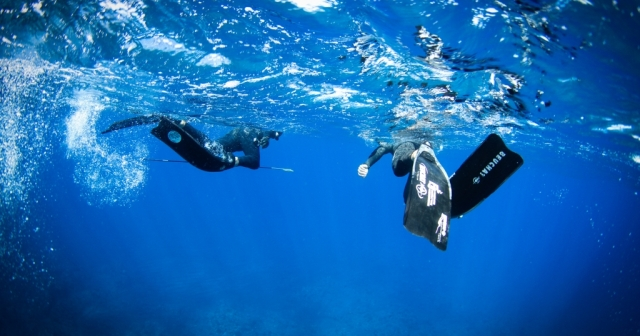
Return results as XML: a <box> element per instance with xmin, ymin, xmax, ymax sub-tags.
<box><xmin>173</xmin><ymin>119</ymin><xmax>235</xmax><ymax>166</ymax></box>
<box><xmin>101</xmin><ymin>115</ymin><xmax>160</xmax><ymax>134</ymax></box>
<box><xmin>160</xmin><ymin>117</ymin><xmax>211</xmax><ymax>146</ymax></box>
<box><xmin>392</xmin><ymin>142</ymin><xmax>417</xmax><ymax>177</ymax></box>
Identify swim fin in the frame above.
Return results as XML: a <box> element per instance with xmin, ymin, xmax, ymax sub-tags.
<box><xmin>101</xmin><ymin>115</ymin><xmax>161</xmax><ymax>134</ymax></box>
<box><xmin>403</xmin><ymin>144</ymin><xmax>452</xmax><ymax>251</ymax></box>
<box><xmin>449</xmin><ymin>134</ymin><xmax>524</xmax><ymax>218</ymax></box>
<box><xmin>150</xmin><ymin>117</ymin><xmax>232</xmax><ymax>172</ymax></box>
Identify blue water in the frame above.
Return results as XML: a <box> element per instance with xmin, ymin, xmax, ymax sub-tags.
<box><xmin>1</xmin><ymin>0</ymin><xmax>639</xmax><ymax>335</ymax></box>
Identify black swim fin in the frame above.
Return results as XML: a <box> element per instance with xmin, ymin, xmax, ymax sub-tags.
<box><xmin>101</xmin><ymin>115</ymin><xmax>161</xmax><ymax>134</ymax></box>
<box><xmin>403</xmin><ymin>144</ymin><xmax>452</xmax><ymax>251</ymax></box>
<box><xmin>150</xmin><ymin>117</ymin><xmax>231</xmax><ymax>172</ymax></box>
<box><xmin>449</xmin><ymin>134</ymin><xmax>523</xmax><ymax>218</ymax></box>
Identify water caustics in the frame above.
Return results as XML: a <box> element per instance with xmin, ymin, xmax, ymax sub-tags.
<box><xmin>1</xmin><ymin>0</ymin><xmax>639</xmax><ymax>207</ymax></box>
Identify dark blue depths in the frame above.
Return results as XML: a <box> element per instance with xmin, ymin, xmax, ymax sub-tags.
<box><xmin>0</xmin><ymin>133</ymin><xmax>637</xmax><ymax>335</ymax></box>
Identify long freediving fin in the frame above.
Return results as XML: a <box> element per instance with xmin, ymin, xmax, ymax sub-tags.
<box><xmin>449</xmin><ymin>134</ymin><xmax>523</xmax><ymax>218</ymax></box>
<box><xmin>403</xmin><ymin>144</ymin><xmax>452</xmax><ymax>251</ymax></box>
<box><xmin>101</xmin><ymin>115</ymin><xmax>161</xmax><ymax>134</ymax></box>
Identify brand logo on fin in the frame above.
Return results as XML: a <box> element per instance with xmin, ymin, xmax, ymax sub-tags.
<box><xmin>473</xmin><ymin>177</ymin><xmax>480</xmax><ymax>184</ymax></box>
<box><xmin>478</xmin><ymin>151</ymin><xmax>506</xmax><ymax>178</ymax></box>
<box><xmin>418</xmin><ymin>163</ymin><xmax>427</xmax><ymax>184</ymax></box>
<box><xmin>435</xmin><ymin>213</ymin><xmax>448</xmax><ymax>243</ymax></box>
<box><xmin>416</xmin><ymin>163</ymin><xmax>429</xmax><ymax>199</ymax></box>
<box><xmin>416</xmin><ymin>183</ymin><xmax>427</xmax><ymax>198</ymax></box>
<box><xmin>426</xmin><ymin>181</ymin><xmax>442</xmax><ymax>206</ymax></box>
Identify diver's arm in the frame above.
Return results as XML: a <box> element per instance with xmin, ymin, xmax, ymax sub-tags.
<box><xmin>235</xmin><ymin>136</ymin><xmax>261</xmax><ymax>169</ymax></box>
<box><xmin>364</xmin><ymin>144</ymin><xmax>394</xmax><ymax>168</ymax></box>
<box><xmin>358</xmin><ymin>144</ymin><xmax>394</xmax><ymax>178</ymax></box>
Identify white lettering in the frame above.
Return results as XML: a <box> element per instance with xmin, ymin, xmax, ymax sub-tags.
<box><xmin>436</xmin><ymin>213</ymin><xmax>448</xmax><ymax>243</ymax></box>
<box><xmin>477</xmin><ymin>151</ymin><xmax>507</xmax><ymax>180</ymax></box>
<box><xmin>418</xmin><ymin>163</ymin><xmax>427</xmax><ymax>184</ymax></box>
<box><xmin>416</xmin><ymin>183</ymin><xmax>427</xmax><ymax>199</ymax></box>
<box><xmin>426</xmin><ymin>181</ymin><xmax>443</xmax><ymax>206</ymax></box>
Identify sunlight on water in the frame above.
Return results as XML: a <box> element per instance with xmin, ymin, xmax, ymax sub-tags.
<box><xmin>65</xmin><ymin>90</ymin><xmax>149</xmax><ymax>206</ymax></box>
<box><xmin>275</xmin><ymin>0</ymin><xmax>337</xmax><ymax>13</ymax></box>
<box><xmin>99</xmin><ymin>0</ymin><xmax>148</xmax><ymax>29</ymax></box>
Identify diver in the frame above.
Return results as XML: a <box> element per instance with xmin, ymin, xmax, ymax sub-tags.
<box><xmin>358</xmin><ymin>141</ymin><xmax>428</xmax><ymax>179</ymax></box>
<box><xmin>357</xmin><ymin>135</ymin><xmax>523</xmax><ymax>251</ymax></box>
<box><xmin>357</xmin><ymin>140</ymin><xmax>449</xmax><ymax>203</ymax></box>
<box><xmin>101</xmin><ymin>115</ymin><xmax>282</xmax><ymax>172</ymax></box>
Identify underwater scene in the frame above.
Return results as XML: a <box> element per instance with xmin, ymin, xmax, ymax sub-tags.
<box><xmin>1</xmin><ymin>0</ymin><xmax>639</xmax><ymax>334</ymax></box>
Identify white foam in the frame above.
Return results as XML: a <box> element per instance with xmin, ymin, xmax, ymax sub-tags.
<box><xmin>99</xmin><ymin>0</ymin><xmax>148</xmax><ymax>29</ymax></box>
<box><xmin>283</xmin><ymin>63</ymin><xmax>303</xmax><ymax>75</ymax></box>
<box><xmin>196</xmin><ymin>53</ymin><xmax>231</xmax><ymax>67</ymax></box>
<box><xmin>139</xmin><ymin>35</ymin><xmax>185</xmax><ymax>53</ymax></box>
<box><xmin>606</xmin><ymin>124</ymin><xmax>632</xmax><ymax>132</ymax></box>
<box><xmin>245</xmin><ymin>74</ymin><xmax>281</xmax><ymax>83</ymax></box>
<box><xmin>311</xmin><ymin>85</ymin><xmax>359</xmax><ymax>102</ymax></box>
<box><xmin>31</xmin><ymin>1</ymin><xmax>45</xmax><ymax>16</ymax></box>
<box><xmin>223</xmin><ymin>80</ymin><xmax>241</xmax><ymax>88</ymax></box>
<box><xmin>275</xmin><ymin>0</ymin><xmax>336</xmax><ymax>12</ymax></box>
<box><xmin>472</xmin><ymin>7</ymin><xmax>496</xmax><ymax>28</ymax></box>
<box><xmin>65</xmin><ymin>90</ymin><xmax>148</xmax><ymax>206</ymax></box>
<box><xmin>188</xmin><ymin>83</ymin><xmax>214</xmax><ymax>89</ymax></box>
<box><xmin>262</xmin><ymin>42</ymin><xmax>272</xmax><ymax>54</ymax></box>
<box><xmin>282</xmin><ymin>63</ymin><xmax>321</xmax><ymax>76</ymax></box>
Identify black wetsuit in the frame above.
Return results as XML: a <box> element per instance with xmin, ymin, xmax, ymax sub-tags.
<box><xmin>180</xmin><ymin>123</ymin><xmax>264</xmax><ymax>170</ymax></box>
<box><xmin>363</xmin><ymin>141</ymin><xmax>421</xmax><ymax>177</ymax></box>
<box><xmin>216</xmin><ymin>127</ymin><xmax>263</xmax><ymax>169</ymax></box>
<box><xmin>101</xmin><ymin>115</ymin><xmax>278</xmax><ymax>171</ymax></box>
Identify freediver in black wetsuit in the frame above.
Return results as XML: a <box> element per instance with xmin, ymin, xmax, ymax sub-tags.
<box><xmin>357</xmin><ymin>135</ymin><xmax>523</xmax><ymax>250</ymax></box>
<box><xmin>213</xmin><ymin>126</ymin><xmax>281</xmax><ymax>169</ymax></box>
<box><xmin>357</xmin><ymin>140</ymin><xmax>448</xmax><ymax>203</ymax></box>
<box><xmin>358</xmin><ymin>141</ymin><xmax>424</xmax><ymax>178</ymax></box>
<box><xmin>101</xmin><ymin>115</ymin><xmax>282</xmax><ymax>172</ymax></box>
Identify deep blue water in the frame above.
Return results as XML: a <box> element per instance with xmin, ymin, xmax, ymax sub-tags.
<box><xmin>1</xmin><ymin>0</ymin><xmax>640</xmax><ymax>335</ymax></box>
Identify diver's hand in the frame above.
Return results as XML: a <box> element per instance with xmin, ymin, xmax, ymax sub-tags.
<box><xmin>258</xmin><ymin>137</ymin><xmax>270</xmax><ymax>149</ymax></box>
<box><xmin>357</xmin><ymin>164</ymin><xmax>369</xmax><ymax>178</ymax></box>
<box><xmin>411</xmin><ymin>150</ymin><xmax>418</xmax><ymax>160</ymax></box>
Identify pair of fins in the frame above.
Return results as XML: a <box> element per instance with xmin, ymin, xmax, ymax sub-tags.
<box><xmin>403</xmin><ymin>134</ymin><xmax>524</xmax><ymax>251</ymax></box>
